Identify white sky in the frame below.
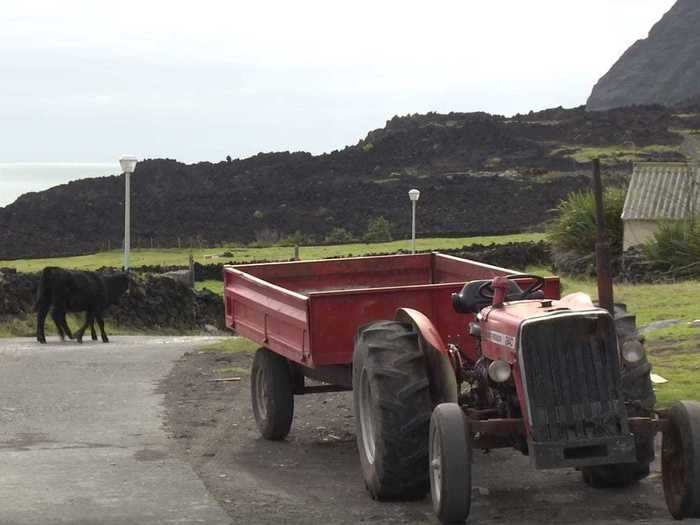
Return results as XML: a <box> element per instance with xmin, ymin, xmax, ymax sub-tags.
<box><xmin>0</xmin><ymin>0</ymin><xmax>677</xmax><ymax>163</ymax></box>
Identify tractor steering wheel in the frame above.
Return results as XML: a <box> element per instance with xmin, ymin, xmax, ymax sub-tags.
<box><xmin>478</xmin><ymin>274</ymin><xmax>546</xmax><ymax>301</ymax></box>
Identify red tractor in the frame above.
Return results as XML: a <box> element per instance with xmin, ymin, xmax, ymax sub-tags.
<box><xmin>420</xmin><ymin>274</ymin><xmax>698</xmax><ymax>523</ymax></box>
<box><xmin>224</xmin><ymin>253</ymin><xmax>700</xmax><ymax>524</ymax></box>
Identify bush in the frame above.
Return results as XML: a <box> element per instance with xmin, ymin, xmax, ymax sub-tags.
<box><xmin>643</xmin><ymin>221</ymin><xmax>700</xmax><ymax>273</ymax></box>
<box><xmin>324</xmin><ymin>227</ymin><xmax>355</xmax><ymax>244</ymax></box>
<box><xmin>363</xmin><ymin>217</ymin><xmax>393</xmax><ymax>243</ymax></box>
<box><xmin>547</xmin><ymin>188</ymin><xmax>626</xmax><ymax>258</ymax></box>
<box><xmin>278</xmin><ymin>230</ymin><xmax>315</xmax><ymax>247</ymax></box>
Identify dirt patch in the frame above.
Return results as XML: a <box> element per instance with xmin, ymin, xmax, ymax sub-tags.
<box><xmin>161</xmin><ymin>348</ymin><xmax>676</xmax><ymax>525</ymax></box>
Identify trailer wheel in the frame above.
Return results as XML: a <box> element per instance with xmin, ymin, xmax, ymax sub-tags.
<box><xmin>430</xmin><ymin>403</ymin><xmax>471</xmax><ymax>525</ymax></box>
<box><xmin>251</xmin><ymin>348</ymin><xmax>294</xmax><ymax>440</ymax></box>
<box><xmin>353</xmin><ymin>320</ymin><xmax>432</xmax><ymax>500</ymax></box>
<box><xmin>663</xmin><ymin>401</ymin><xmax>700</xmax><ymax>519</ymax></box>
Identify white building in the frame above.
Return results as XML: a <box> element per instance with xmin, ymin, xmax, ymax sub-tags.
<box><xmin>622</xmin><ymin>161</ymin><xmax>699</xmax><ymax>250</ymax></box>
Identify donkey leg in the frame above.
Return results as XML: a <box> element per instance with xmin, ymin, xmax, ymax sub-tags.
<box><xmin>58</xmin><ymin>311</ymin><xmax>74</xmax><ymax>340</ymax></box>
<box><xmin>96</xmin><ymin>313</ymin><xmax>109</xmax><ymax>343</ymax></box>
<box><xmin>51</xmin><ymin>309</ymin><xmax>66</xmax><ymax>341</ymax></box>
<box><xmin>36</xmin><ymin>301</ymin><xmax>50</xmax><ymax>344</ymax></box>
<box><xmin>90</xmin><ymin>321</ymin><xmax>98</xmax><ymax>341</ymax></box>
<box><xmin>75</xmin><ymin>310</ymin><xmax>95</xmax><ymax>344</ymax></box>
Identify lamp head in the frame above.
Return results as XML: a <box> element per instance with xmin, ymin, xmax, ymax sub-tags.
<box><xmin>408</xmin><ymin>188</ymin><xmax>420</xmax><ymax>202</ymax></box>
<box><xmin>119</xmin><ymin>155</ymin><xmax>139</xmax><ymax>174</ymax></box>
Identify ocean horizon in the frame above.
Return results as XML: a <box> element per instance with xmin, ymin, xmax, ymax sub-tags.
<box><xmin>0</xmin><ymin>162</ymin><xmax>118</xmax><ymax>207</ymax></box>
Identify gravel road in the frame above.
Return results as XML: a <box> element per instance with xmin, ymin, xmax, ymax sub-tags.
<box><xmin>0</xmin><ymin>335</ymin><xmax>679</xmax><ymax>524</ymax></box>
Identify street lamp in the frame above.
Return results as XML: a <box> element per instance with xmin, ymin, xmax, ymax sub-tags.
<box><xmin>119</xmin><ymin>155</ymin><xmax>138</xmax><ymax>270</ymax></box>
<box><xmin>408</xmin><ymin>188</ymin><xmax>420</xmax><ymax>254</ymax></box>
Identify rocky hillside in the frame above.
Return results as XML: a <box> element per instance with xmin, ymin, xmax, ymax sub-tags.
<box><xmin>587</xmin><ymin>0</ymin><xmax>700</xmax><ymax>111</ymax></box>
<box><xmin>0</xmin><ymin>105</ymin><xmax>688</xmax><ymax>260</ymax></box>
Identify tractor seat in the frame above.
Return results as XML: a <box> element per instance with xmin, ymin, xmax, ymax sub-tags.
<box><xmin>452</xmin><ymin>279</ymin><xmax>542</xmax><ymax>314</ymax></box>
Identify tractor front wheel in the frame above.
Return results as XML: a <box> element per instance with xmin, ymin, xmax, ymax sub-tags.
<box><xmin>429</xmin><ymin>403</ymin><xmax>472</xmax><ymax>525</ymax></box>
<box><xmin>663</xmin><ymin>401</ymin><xmax>700</xmax><ymax>519</ymax></box>
<box><xmin>352</xmin><ymin>320</ymin><xmax>433</xmax><ymax>500</ymax></box>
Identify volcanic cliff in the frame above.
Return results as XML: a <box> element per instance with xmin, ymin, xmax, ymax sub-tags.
<box><xmin>587</xmin><ymin>0</ymin><xmax>700</xmax><ymax>111</ymax></box>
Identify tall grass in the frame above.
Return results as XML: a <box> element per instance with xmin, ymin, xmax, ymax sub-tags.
<box><xmin>643</xmin><ymin>221</ymin><xmax>700</xmax><ymax>274</ymax></box>
<box><xmin>547</xmin><ymin>188</ymin><xmax>625</xmax><ymax>257</ymax></box>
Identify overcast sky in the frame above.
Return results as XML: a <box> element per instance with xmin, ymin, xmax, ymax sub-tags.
<box><xmin>1</xmin><ymin>0</ymin><xmax>677</xmax><ymax>163</ymax></box>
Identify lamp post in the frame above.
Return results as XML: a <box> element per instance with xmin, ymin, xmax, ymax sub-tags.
<box><xmin>119</xmin><ymin>155</ymin><xmax>138</xmax><ymax>270</ymax></box>
<box><xmin>408</xmin><ymin>188</ymin><xmax>420</xmax><ymax>254</ymax></box>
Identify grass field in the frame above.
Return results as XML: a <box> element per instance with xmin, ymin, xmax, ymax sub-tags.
<box><xmin>552</xmin><ymin>144</ymin><xmax>680</xmax><ymax>164</ymax></box>
<box><xmin>0</xmin><ymin>233</ymin><xmax>545</xmax><ymax>273</ymax></box>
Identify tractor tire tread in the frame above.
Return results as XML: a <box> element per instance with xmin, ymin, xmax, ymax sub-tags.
<box><xmin>353</xmin><ymin>320</ymin><xmax>432</xmax><ymax>500</ymax></box>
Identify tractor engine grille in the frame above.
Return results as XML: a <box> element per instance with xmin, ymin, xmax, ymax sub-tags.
<box><xmin>520</xmin><ymin>314</ymin><xmax>628</xmax><ymax>443</ymax></box>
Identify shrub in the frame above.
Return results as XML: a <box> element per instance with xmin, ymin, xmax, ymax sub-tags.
<box><xmin>324</xmin><ymin>227</ymin><xmax>355</xmax><ymax>244</ymax></box>
<box><xmin>278</xmin><ymin>230</ymin><xmax>315</xmax><ymax>247</ymax></box>
<box><xmin>547</xmin><ymin>188</ymin><xmax>626</xmax><ymax>258</ymax></box>
<box><xmin>248</xmin><ymin>228</ymin><xmax>279</xmax><ymax>247</ymax></box>
<box><xmin>363</xmin><ymin>216</ymin><xmax>393</xmax><ymax>243</ymax></box>
<box><xmin>643</xmin><ymin>220</ymin><xmax>700</xmax><ymax>272</ymax></box>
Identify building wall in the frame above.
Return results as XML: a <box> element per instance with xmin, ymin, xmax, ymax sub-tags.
<box><xmin>623</xmin><ymin>220</ymin><xmax>662</xmax><ymax>250</ymax></box>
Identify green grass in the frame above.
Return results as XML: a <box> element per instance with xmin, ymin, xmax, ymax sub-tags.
<box><xmin>0</xmin><ymin>314</ymin><xmax>189</xmax><ymax>338</ymax></box>
<box><xmin>197</xmin><ymin>337</ymin><xmax>258</xmax><ymax>354</ymax></box>
<box><xmin>196</xmin><ymin>280</ymin><xmax>224</xmax><ymax>295</ymax></box>
<box><xmin>529</xmin><ymin>266</ymin><xmax>700</xmax><ymax>405</ymax></box>
<box><xmin>0</xmin><ymin>233</ymin><xmax>545</xmax><ymax>273</ymax></box>
<box><xmin>551</xmin><ymin>144</ymin><xmax>680</xmax><ymax>164</ymax></box>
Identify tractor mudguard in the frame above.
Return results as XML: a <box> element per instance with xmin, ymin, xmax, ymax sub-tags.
<box><xmin>395</xmin><ymin>308</ymin><xmax>458</xmax><ymax>405</ymax></box>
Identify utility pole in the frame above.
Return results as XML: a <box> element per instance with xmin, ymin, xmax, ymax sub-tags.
<box><xmin>119</xmin><ymin>156</ymin><xmax>138</xmax><ymax>270</ymax></box>
<box><xmin>592</xmin><ymin>159</ymin><xmax>614</xmax><ymax>316</ymax></box>
<box><xmin>408</xmin><ymin>189</ymin><xmax>420</xmax><ymax>254</ymax></box>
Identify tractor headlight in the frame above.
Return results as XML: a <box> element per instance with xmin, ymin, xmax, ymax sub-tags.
<box><xmin>488</xmin><ymin>360</ymin><xmax>512</xmax><ymax>383</ymax></box>
<box><xmin>621</xmin><ymin>340</ymin><xmax>645</xmax><ymax>364</ymax></box>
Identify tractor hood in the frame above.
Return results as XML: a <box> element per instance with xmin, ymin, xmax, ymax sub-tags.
<box><xmin>478</xmin><ymin>293</ymin><xmax>609</xmax><ymax>363</ymax></box>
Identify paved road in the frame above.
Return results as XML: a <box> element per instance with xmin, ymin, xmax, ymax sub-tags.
<box><xmin>0</xmin><ymin>336</ymin><xmax>231</xmax><ymax>525</ymax></box>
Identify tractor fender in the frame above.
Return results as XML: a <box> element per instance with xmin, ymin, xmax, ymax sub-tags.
<box><xmin>395</xmin><ymin>308</ymin><xmax>458</xmax><ymax>405</ymax></box>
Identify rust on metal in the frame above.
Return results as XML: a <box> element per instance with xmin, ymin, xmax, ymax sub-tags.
<box><xmin>628</xmin><ymin>416</ymin><xmax>671</xmax><ymax>434</ymax></box>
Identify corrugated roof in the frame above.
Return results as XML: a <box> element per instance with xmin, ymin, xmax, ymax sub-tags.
<box><xmin>622</xmin><ymin>162</ymin><xmax>699</xmax><ymax>220</ymax></box>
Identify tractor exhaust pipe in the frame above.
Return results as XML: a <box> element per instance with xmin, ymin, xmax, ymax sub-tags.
<box><xmin>592</xmin><ymin>158</ymin><xmax>615</xmax><ymax>316</ymax></box>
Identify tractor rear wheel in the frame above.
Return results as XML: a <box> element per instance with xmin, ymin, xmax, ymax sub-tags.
<box><xmin>251</xmin><ymin>347</ymin><xmax>294</xmax><ymax>440</ymax></box>
<box><xmin>430</xmin><ymin>403</ymin><xmax>472</xmax><ymax>524</ymax></box>
<box><xmin>353</xmin><ymin>320</ymin><xmax>432</xmax><ymax>500</ymax></box>
<box><xmin>662</xmin><ymin>401</ymin><xmax>700</xmax><ymax>519</ymax></box>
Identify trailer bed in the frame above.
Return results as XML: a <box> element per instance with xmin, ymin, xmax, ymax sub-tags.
<box><xmin>224</xmin><ymin>253</ymin><xmax>560</xmax><ymax>367</ymax></box>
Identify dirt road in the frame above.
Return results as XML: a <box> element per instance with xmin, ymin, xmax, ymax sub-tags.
<box><xmin>163</xmin><ymin>343</ymin><xmax>677</xmax><ymax>525</ymax></box>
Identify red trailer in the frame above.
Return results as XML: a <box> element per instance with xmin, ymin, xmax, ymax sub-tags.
<box><xmin>224</xmin><ymin>252</ymin><xmax>559</xmax><ymax>370</ymax></box>
<box><xmin>224</xmin><ymin>252</ymin><xmax>700</xmax><ymax>524</ymax></box>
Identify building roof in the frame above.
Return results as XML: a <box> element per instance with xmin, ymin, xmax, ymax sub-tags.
<box><xmin>622</xmin><ymin>162</ymin><xmax>699</xmax><ymax>221</ymax></box>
